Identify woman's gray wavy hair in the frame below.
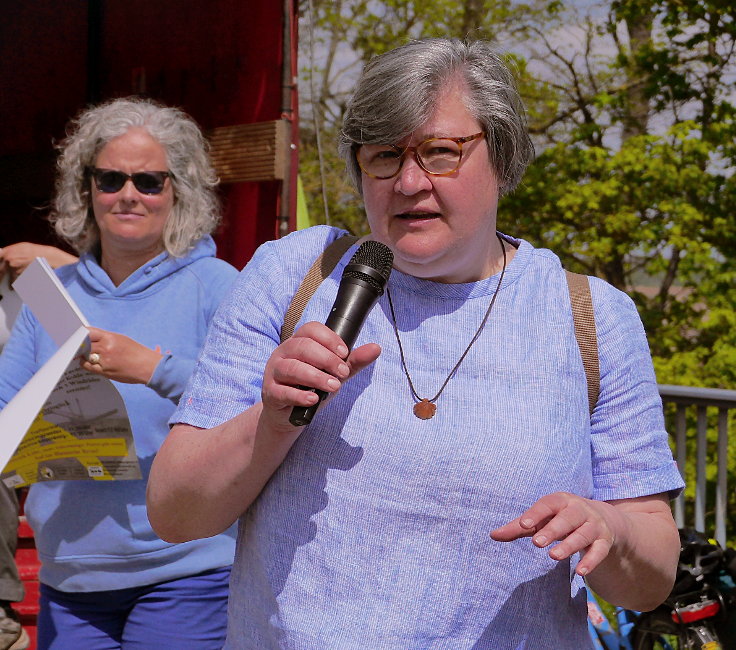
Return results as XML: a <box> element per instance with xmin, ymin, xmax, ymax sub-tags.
<box><xmin>338</xmin><ymin>38</ymin><xmax>535</xmax><ymax>195</ymax></box>
<box><xmin>49</xmin><ymin>97</ymin><xmax>220</xmax><ymax>256</ymax></box>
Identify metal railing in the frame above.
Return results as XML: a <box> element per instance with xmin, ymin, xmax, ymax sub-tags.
<box><xmin>659</xmin><ymin>384</ymin><xmax>736</xmax><ymax>548</ymax></box>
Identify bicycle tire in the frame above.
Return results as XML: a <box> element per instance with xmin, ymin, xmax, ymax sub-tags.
<box><xmin>630</xmin><ymin>610</ymin><xmax>678</xmax><ymax>649</ymax></box>
<box><xmin>631</xmin><ymin>611</ymin><xmax>722</xmax><ymax>649</ymax></box>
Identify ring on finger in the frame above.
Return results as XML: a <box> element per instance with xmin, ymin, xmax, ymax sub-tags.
<box><xmin>89</xmin><ymin>352</ymin><xmax>101</xmax><ymax>365</ymax></box>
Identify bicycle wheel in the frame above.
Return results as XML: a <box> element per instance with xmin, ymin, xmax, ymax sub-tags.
<box><xmin>630</xmin><ymin>611</ymin><xmax>679</xmax><ymax>649</ymax></box>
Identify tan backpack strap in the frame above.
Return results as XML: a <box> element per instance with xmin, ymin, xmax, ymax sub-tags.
<box><xmin>280</xmin><ymin>234</ymin><xmax>359</xmax><ymax>342</ymax></box>
<box><xmin>565</xmin><ymin>270</ymin><xmax>600</xmax><ymax>415</ymax></box>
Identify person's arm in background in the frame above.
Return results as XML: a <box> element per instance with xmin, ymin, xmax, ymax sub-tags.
<box><xmin>0</xmin><ymin>243</ymin><xmax>78</xmax><ymax>283</ymax></box>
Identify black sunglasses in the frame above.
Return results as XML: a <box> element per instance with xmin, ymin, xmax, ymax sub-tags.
<box><xmin>89</xmin><ymin>167</ymin><xmax>171</xmax><ymax>195</ymax></box>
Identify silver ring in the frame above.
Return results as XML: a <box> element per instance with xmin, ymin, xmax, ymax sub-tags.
<box><xmin>88</xmin><ymin>352</ymin><xmax>101</xmax><ymax>365</ymax></box>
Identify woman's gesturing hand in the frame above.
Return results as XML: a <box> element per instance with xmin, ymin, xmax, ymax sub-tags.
<box><xmin>80</xmin><ymin>326</ymin><xmax>163</xmax><ymax>384</ymax></box>
<box><xmin>490</xmin><ymin>492</ymin><xmax>625</xmax><ymax>577</ymax></box>
<box><xmin>261</xmin><ymin>321</ymin><xmax>381</xmax><ymax>428</ymax></box>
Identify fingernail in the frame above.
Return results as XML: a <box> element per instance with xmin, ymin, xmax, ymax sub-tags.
<box><xmin>534</xmin><ymin>535</ymin><xmax>547</xmax><ymax>546</ymax></box>
<box><xmin>337</xmin><ymin>345</ymin><xmax>348</xmax><ymax>357</ymax></box>
<box><xmin>338</xmin><ymin>363</ymin><xmax>350</xmax><ymax>377</ymax></box>
<box><xmin>327</xmin><ymin>377</ymin><xmax>341</xmax><ymax>391</ymax></box>
<box><xmin>520</xmin><ymin>518</ymin><xmax>534</xmax><ymax>528</ymax></box>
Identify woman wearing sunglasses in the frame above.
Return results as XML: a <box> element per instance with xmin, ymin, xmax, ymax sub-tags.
<box><xmin>0</xmin><ymin>97</ymin><xmax>237</xmax><ymax>648</ymax></box>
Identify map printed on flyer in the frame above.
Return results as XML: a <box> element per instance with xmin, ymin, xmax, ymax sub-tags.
<box><xmin>2</xmin><ymin>363</ymin><xmax>140</xmax><ymax>487</ymax></box>
<box><xmin>0</xmin><ymin>258</ymin><xmax>141</xmax><ymax>487</ymax></box>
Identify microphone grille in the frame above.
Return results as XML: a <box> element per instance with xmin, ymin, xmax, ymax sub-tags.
<box><xmin>347</xmin><ymin>241</ymin><xmax>394</xmax><ymax>282</ymax></box>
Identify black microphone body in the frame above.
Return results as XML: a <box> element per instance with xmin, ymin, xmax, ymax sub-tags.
<box><xmin>289</xmin><ymin>242</ymin><xmax>393</xmax><ymax>427</ymax></box>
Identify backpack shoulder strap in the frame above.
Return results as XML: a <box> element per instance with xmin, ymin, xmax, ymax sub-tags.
<box><xmin>281</xmin><ymin>242</ymin><xmax>601</xmax><ymax>413</ymax></box>
<box><xmin>565</xmin><ymin>270</ymin><xmax>600</xmax><ymax>415</ymax></box>
<box><xmin>280</xmin><ymin>234</ymin><xmax>359</xmax><ymax>343</ymax></box>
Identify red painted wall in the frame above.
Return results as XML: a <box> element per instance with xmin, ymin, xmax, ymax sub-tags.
<box><xmin>0</xmin><ymin>0</ymin><xmax>297</xmax><ymax>269</ymax></box>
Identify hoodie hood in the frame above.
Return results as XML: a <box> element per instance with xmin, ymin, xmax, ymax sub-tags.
<box><xmin>75</xmin><ymin>235</ymin><xmax>217</xmax><ymax>298</ymax></box>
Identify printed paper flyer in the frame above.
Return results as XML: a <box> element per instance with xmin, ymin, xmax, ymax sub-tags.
<box><xmin>0</xmin><ymin>258</ymin><xmax>141</xmax><ymax>487</ymax></box>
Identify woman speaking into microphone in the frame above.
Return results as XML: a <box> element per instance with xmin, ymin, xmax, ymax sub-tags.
<box><xmin>148</xmin><ymin>38</ymin><xmax>683</xmax><ymax>648</ymax></box>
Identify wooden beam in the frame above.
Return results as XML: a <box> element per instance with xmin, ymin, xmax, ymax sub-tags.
<box><xmin>207</xmin><ymin>120</ymin><xmax>288</xmax><ymax>184</ymax></box>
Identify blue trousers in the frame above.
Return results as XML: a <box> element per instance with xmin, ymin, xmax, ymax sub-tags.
<box><xmin>37</xmin><ymin>566</ymin><xmax>230</xmax><ymax>649</ymax></box>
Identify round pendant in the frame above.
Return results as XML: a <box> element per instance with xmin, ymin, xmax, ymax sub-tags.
<box><xmin>413</xmin><ymin>399</ymin><xmax>436</xmax><ymax>420</ymax></box>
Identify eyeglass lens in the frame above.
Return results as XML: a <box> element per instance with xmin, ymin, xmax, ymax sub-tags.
<box><xmin>358</xmin><ymin>138</ymin><xmax>467</xmax><ymax>178</ymax></box>
<box><xmin>91</xmin><ymin>169</ymin><xmax>169</xmax><ymax>195</ymax></box>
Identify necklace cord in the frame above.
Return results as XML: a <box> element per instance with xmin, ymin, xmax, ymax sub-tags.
<box><xmin>387</xmin><ymin>233</ymin><xmax>508</xmax><ymax>405</ymax></box>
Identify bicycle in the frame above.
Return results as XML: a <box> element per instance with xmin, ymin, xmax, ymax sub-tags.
<box><xmin>587</xmin><ymin>528</ymin><xmax>736</xmax><ymax>650</ymax></box>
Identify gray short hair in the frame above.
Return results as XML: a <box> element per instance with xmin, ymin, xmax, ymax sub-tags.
<box><xmin>338</xmin><ymin>38</ymin><xmax>535</xmax><ymax>195</ymax></box>
<box><xmin>49</xmin><ymin>97</ymin><xmax>220</xmax><ymax>256</ymax></box>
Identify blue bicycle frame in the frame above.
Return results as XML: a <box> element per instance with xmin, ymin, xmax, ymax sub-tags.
<box><xmin>587</xmin><ymin>589</ymin><xmax>676</xmax><ymax>650</ymax></box>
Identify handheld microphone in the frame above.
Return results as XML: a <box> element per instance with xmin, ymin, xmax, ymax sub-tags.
<box><xmin>289</xmin><ymin>240</ymin><xmax>394</xmax><ymax>427</ymax></box>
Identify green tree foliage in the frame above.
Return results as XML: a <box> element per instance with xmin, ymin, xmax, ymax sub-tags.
<box><xmin>305</xmin><ymin>1</ymin><xmax>736</xmax><ymax>374</ymax></box>
<box><xmin>298</xmin><ymin>0</ymin><xmax>736</xmax><ymax>537</ymax></box>
<box><xmin>298</xmin><ymin>0</ymin><xmax>736</xmax><ymax>372</ymax></box>
<box><xmin>503</xmin><ymin>1</ymin><xmax>736</xmax><ymax>389</ymax></box>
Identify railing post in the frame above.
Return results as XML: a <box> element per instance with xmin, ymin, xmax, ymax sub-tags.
<box><xmin>673</xmin><ymin>405</ymin><xmax>686</xmax><ymax>529</ymax></box>
<box><xmin>695</xmin><ymin>406</ymin><xmax>707</xmax><ymax>533</ymax></box>
<box><xmin>658</xmin><ymin>384</ymin><xmax>736</xmax><ymax>546</ymax></box>
<box><xmin>716</xmin><ymin>409</ymin><xmax>728</xmax><ymax>548</ymax></box>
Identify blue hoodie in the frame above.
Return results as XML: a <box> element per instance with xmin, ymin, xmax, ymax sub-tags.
<box><xmin>0</xmin><ymin>235</ymin><xmax>238</xmax><ymax>591</ymax></box>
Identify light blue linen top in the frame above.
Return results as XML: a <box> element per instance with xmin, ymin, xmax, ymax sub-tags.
<box><xmin>175</xmin><ymin>225</ymin><xmax>684</xmax><ymax>649</ymax></box>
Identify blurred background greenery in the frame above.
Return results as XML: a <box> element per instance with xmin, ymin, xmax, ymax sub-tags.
<box><xmin>298</xmin><ymin>0</ymin><xmax>736</xmax><ymax>545</ymax></box>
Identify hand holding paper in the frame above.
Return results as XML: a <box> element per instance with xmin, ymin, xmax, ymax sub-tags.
<box><xmin>0</xmin><ymin>258</ymin><xmax>140</xmax><ymax>487</ymax></box>
<box><xmin>81</xmin><ymin>327</ymin><xmax>163</xmax><ymax>384</ymax></box>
